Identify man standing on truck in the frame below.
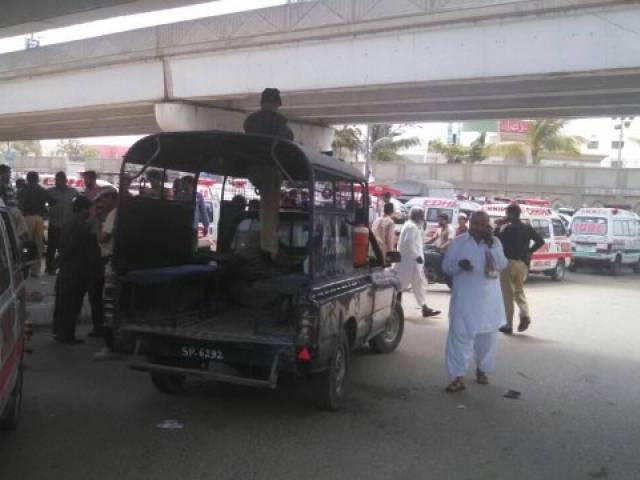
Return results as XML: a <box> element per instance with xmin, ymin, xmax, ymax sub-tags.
<box><xmin>495</xmin><ymin>204</ymin><xmax>545</xmax><ymax>334</ymax></box>
<box><xmin>244</xmin><ymin>88</ymin><xmax>294</xmax><ymax>141</ymax></box>
<box><xmin>394</xmin><ymin>207</ymin><xmax>441</xmax><ymax>318</ymax></box>
<box><xmin>243</xmin><ymin>89</ymin><xmax>293</xmax><ymax>258</ymax></box>
<box><xmin>372</xmin><ymin>202</ymin><xmax>396</xmax><ymax>258</ymax></box>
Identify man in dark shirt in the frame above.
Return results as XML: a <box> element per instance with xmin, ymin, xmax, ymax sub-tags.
<box><xmin>20</xmin><ymin>171</ymin><xmax>49</xmax><ymax>276</ymax></box>
<box><xmin>494</xmin><ymin>204</ymin><xmax>545</xmax><ymax>334</ymax></box>
<box><xmin>243</xmin><ymin>88</ymin><xmax>294</xmax><ymax>141</ymax></box>
<box><xmin>52</xmin><ymin>196</ymin><xmax>101</xmax><ymax>344</ymax></box>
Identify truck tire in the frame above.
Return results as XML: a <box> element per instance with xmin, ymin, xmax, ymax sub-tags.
<box><xmin>369</xmin><ymin>305</ymin><xmax>405</xmax><ymax>354</ymax></box>
<box><xmin>551</xmin><ymin>259</ymin><xmax>566</xmax><ymax>282</ymax></box>
<box><xmin>610</xmin><ymin>256</ymin><xmax>623</xmax><ymax>276</ymax></box>
<box><xmin>0</xmin><ymin>369</ymin><xmax>23</xmax><ymax>431</ymax></box>
<box><xmin>151</xmin><ymin>372</ymin><xmax>186</xmax><ymax>394</ymax></box>
<box><xmin>314</xmin><ymin>330</ymin><xmax>350</xmax><ymax>411</ymax></box>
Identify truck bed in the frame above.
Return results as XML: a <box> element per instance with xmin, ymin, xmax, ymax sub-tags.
<box><xmin>121</xmin><ymin>307</ymin><xmax>293</xmax><ymax>347</ymax></box>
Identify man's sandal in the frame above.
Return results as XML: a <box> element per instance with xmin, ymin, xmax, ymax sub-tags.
<box><xmin>476</xmin><ymin>370</ymin><xmax>489</xmax><ymax>385</ymax></box>
<box><xmin>445</xmin><ymin>379</ymin><xmax>466</xmax><ymax>393</ymax></box>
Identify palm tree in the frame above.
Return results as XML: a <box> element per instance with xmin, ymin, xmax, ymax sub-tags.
<box><xmin>332</xmin><ymin>126</ymin><xmax>362</xmax><ymax>160</ymax></box>
<box><xmin>489</xmin><ymin>119</ymin><xmax>584</xmax><ymax>165</ymax></box>
<box><xmin>369</xmin><ymin>124</ymin><xmax>421</xmax><ymax>162</ymax></box>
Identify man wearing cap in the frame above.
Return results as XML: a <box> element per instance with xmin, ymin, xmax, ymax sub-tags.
<box><xmin>244</xmin><ymin>88</ymin><xmax>294</xmax><ymax>141</ymax></box>
<box><xmin>394</xmin><ymin>207</ymin><xmax>441</xmax><ymax>318</ymax></box>
<box><xmin>494</xmin><ymin>203</ymin><xmax>545</xmax><ymax>334</ymax></box>
<box><xmin>456</xmin><ymin>213</ymin><xmax>469</xmax><ymax>237</ymax></box>
<box><xmin>243</xmin><ymin>88</ymin><xmax>293</xmax><ymax>258</ymax></box>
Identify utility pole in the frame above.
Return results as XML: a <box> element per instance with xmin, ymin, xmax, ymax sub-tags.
<box><xmin>613</xmin><ymin>116</ymin><xmax>634</xmax><ymax>167</ymax></box>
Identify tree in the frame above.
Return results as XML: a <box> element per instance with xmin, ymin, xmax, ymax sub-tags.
<box><xmin>56</xmin><ymin>139</ymin><xmax>98</xmax><ymax>161</ymax></box>
<box><xmin>2</xmin><ymin>140</ymin><xmax>42</xmax><ymax>157</ymax></box>
<box><xmin>332</xmin><ymin>126</ymin><xmax>362</xmax><ymax>160</ymax></box>
<box><xmin>369</xmin><ymin>124</ymin><xmax>421</xmax><ymax>162</ymax></box>
<box><xmin>428</xmin><ymin>139</ymin><xmax>469</xmax><ymax>164</ymax></box>
<box><xmin>488</xmin><ymin>119</ymin><xmax>584</xmax><ymax>165</ymax></box>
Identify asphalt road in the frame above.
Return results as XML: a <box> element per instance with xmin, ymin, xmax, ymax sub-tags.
<box><xmin>2</xmin><ymin>269</ymin><xmax>640</xmax><ymax>480</ymax></box>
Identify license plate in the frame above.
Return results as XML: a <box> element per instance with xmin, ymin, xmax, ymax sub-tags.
<box><xmin>178</xmin><ymin>345</ymin><xmax>224</xmax><ymax>362</ymax></box>
<box><xmin>575</xmin><ymin>244</ymin><xmax>595</xmax><ymax>253</ymax></box>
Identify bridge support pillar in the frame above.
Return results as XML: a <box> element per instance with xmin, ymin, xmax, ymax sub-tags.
<box><xmin>154</xmin><ymin>102</ymin><xmax>334</xmax><ymax>152</ymax></box>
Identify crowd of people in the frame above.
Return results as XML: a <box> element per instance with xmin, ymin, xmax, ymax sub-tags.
<box><xmin>0</xmin><ymin>165</ymin><xmax>121</xmax><ymax>358</ymax></box>
<box><xmin>371</xmin><ymin>195</ymin><xmax>544</xmax><ymax>393</ymax></box>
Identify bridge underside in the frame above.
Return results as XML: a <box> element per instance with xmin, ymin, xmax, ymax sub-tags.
<box><xmin>1</xmin><ymin>68</ymin><xmax>639</xmax><ymax>141</ymax></box>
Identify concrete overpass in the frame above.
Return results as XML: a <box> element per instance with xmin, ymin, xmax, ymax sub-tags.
<box><xmin>0</xmin><ymin>0</ymin><xmax>208</xmax><ymax>38</ymax></box>
<box><xmin>1</xmin><ymin>0</ymin><xmax>640</xmax><ymax>149</ymax></box>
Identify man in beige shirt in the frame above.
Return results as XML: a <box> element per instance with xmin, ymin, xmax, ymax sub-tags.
<box><xmin>372</xmin><ymin>202</ymin><xmax>396</xmax><ymax>258</ymax></box>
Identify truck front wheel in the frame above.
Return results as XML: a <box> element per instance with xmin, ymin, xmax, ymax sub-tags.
<box><xmin>314</xmin><ymin>331</ymin><xmax>349</xmax><ymax>411</ymax></box>
<box><xmin>369</xmin><ymin>305</ymin><xmax>405</xmax><ymax>354</ymax></box>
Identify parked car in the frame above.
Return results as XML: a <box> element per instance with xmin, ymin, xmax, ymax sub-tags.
<box><xmin>109</xmin><ymin>132</ymin><xmax>404</xmax><ymax>411</ymax></box>
<box><xmin>0</xmin><ymin>203</ymin><xmax>35</xmax><ymax>430</ymax></box>
<box><xmin>570</xmin><ymin>207</ymin><xmax>640</xmax><ymax>275</ymax></box>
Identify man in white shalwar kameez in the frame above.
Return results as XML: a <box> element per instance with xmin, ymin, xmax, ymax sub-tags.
<box><xmin>394</xmin><ymin>207</ymin><xmax>441</xmax><ymax>318</ymax></box>
<box><xmin>442</xmin><ymin>211</ymin><xmax>508</xmax><ymax>392</ymax></box>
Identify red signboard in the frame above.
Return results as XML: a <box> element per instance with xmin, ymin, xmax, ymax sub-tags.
<box><xmin>499</xmin><ymin>119</ymin><xmax>530</xmax><ymax>134</ymax></box>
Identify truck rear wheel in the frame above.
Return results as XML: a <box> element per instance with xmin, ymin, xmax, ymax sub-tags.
<box><xmin>0</xmin><ymin>368</ymin><xmax>23</xmax><ymax>431</ymax></box>
<box><xmin>369</xmin><ymin>305</ymin><xmax>404</xmax><ymax>354</ymax></box>
<box><xmin>314</xmin><ymin>331</ymin><xmax>349</xmax><ymax>411</ymax></box>
<box><xmin>151</xmin><ymin>372</ymin><xmax>186</xmax><ymax>394</ymax></box>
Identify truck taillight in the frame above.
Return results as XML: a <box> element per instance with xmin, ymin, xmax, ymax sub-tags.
<box><xmin>297</xmin><ymin>347</ymin><xmax>311</xmax><ymax>362</ymax></box>
<box><xmin>197</xmin><ymin>225</ymin><xmax>206</xmax><ymax>238</ymax></box>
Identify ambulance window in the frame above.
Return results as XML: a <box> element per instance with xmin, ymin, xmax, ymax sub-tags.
<box><xmin>426</xmin><ymin>208</ymin><xmax>453</xmax><ymax>223</ymax></box>
<box><xmin>552</xmin><ymin>219</ymin><xmax>566</xmax><ymax>237</ymax></box>
<box><xmin>613</xmin><ymin>221</ymin><xmax>626</xmax><ymax>236</ymax></box>
<box><xmin>532</xmin><ymin>219</ymin><xmax>550</xmax><ymax>239</ymax></box>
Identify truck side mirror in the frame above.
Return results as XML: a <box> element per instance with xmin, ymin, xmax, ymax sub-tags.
<box><xmin>386</xmin><ymin>251</ymin><xmax>401</xmax><ymax>264</ymax></box>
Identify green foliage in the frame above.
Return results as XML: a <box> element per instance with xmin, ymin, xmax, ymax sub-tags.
<box><xmin>429</xmin><ymin>132</ymin><xmax>486</xmax><ymax>164</ymax></box>
<box><xmin>486</xmin><ymin>119</ymin><xmax>584</xmax><ymax>165</ymax></box>
<box><xmin>56</xmin><ymin>139</ymin><xmax>99</xmax><ymax>161</ymax></box>
<box><xmin>332</xmin><ymin>126</ymin><xmax>362</xmax><ymax>158</ymax></box>
<box><xmin>370</xmin><ymin>124</ymin><xmax>421</xmax><ymax>162</ymax></box>
<box><xmin>3</xmin><ymin>140</ymin><xmax>42</xmax><ymax>156</ymax></box>
<box><xmin>526</xmin><ymin>119</ymin><xmax>584</xmax><ymax>164</ymax></box>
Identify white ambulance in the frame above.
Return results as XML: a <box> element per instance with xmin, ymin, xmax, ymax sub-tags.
<box><xmin>482</xmin><ymin>203</ymin><xmax>572</xmax><ymax>281</ymax></box>
<box><xmin>404</xmin><ymin>197</ymin><xmax>482</xmax><ymax>236</ymax></box>
<box><xmin>570</xmin><ymin>208</ymin><xmax>640</xmax><ymax>275</ymax></box>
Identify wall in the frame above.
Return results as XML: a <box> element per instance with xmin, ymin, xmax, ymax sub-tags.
<box><xmin>371</xmin><ymin>162</ymin><xmax>640</xmax><ymax>212</ymax></box>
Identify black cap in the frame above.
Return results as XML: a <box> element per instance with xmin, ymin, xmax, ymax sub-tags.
<box><xmin>261</xmin><ymin>88</ymin><xmax>282</xmax><ymax>106</ymax></box>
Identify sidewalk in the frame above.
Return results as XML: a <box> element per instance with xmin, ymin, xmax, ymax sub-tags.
<box><xmin>25</xmin><ymin>274</ymin><xmax>91</xmax><ymax>328</ymax></box>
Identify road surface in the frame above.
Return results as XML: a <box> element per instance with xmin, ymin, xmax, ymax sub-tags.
<box><xmin>2</xmin><ymin>270</ymin><xmax>639</xmax><ymax>479</ymax></box>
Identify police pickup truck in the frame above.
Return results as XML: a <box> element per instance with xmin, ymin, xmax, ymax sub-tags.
<box><xmin>108</xmin><ymin>132</ymin><xmax>404</xmax><ymax>410</ymax></box>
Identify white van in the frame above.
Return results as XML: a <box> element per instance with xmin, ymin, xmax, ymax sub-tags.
<box><xmin>483</xmin><ymin>203</ymin><xmax>572</xmax><ymax>281</ymax></box>
<box><xmin>570</xmin><ymin>208</ymin><xmax>640</xmax><ymax>275</ymax></box>
<box><xmin>404</xmin><ymin>197</ymin><xmax>482</xmax><ymax>236</ymax></box>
